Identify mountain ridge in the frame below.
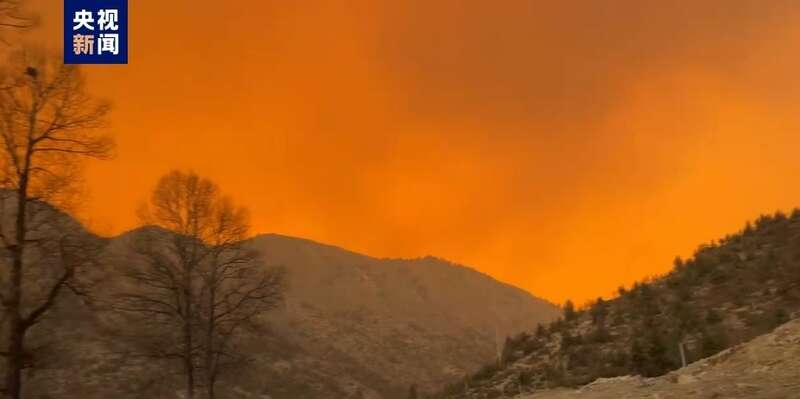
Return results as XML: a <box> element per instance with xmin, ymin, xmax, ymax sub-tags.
<box><xmin>19</xmin><ymin>222</ymin><xmax>560</xmax><ymax>399</ymax></box>
<box><xmin>112</xmin><ymin>229</ymin><xmax>546</xmax><ymax>300</ymax></box>
<box><xmin>248</xmin><ymin>232</ymin><xmax>551</xmax><ymax>305</ymax></box>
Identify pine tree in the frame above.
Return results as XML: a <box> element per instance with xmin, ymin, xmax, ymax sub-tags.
<box><xmin>563</xmin><ymin>300</ymin><xmax>576</xmax><ymax>321</ymax></box>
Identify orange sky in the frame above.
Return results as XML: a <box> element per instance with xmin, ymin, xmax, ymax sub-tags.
<box><xmin>20</xmin><ymin>0</ymin><xmax>800</xmax><ymax>304</ymax></box>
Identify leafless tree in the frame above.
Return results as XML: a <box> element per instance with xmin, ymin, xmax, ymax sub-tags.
<box><xmin>0</xmin><ymin>50</ymin><xmax>113</xmax><ymax>399</ymax></box>
<box><xmin>200</xmin><ymin>195</ymin><xmax>283</xmax><ymax>399</ymax></box>
<box><xmin>116</xmin><ymin>171</ymin><xmax>283</xmax><ymax>399</ymax></box>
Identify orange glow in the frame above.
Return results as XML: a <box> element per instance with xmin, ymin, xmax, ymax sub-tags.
<box><xmin>22</xmin><ymin>0</ymin><xmax>800</xmax><ymax>304</ymax></box>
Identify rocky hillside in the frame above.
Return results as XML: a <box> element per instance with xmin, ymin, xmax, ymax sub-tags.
<box><xmin>20</xmin><ymin>230</ymin><xmax>559</xmax><ymax>399</ymax></box>
<box><xmin>436</xmin><ymin>210</ymin><xmax>800</xmax><ymax>398</ymax></box>
<box><xmin>522</xmin><ymin>317</ymin><xmax>800</xmax><ymax>399</ymax></box>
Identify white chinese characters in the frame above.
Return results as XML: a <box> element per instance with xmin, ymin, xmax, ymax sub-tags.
<box><xmin>72</xmin><ymin>9</ymin><xmax>94</xmax><ymax>30</ymax></box>
<box><xmin>72</xmin><ymin>8</ymin><xmax>120</xmax><ymax>57</ymax></box>
<box><xmin>98</xmin><ymin>34</ymin><xmax>119</xmax><ymax>55</ymax></box>
<box><xmin>98</xmin><ymin>9</ymin><xmax>119</xmax><ymax>31</ymax></box>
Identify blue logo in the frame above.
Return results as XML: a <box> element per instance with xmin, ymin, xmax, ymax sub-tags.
<box><xmin>64</xmin><ymin>0</ymin><xmax>128</xmax><ymax>64</ymax></box>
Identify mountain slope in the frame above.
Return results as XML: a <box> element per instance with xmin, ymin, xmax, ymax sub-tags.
<box><xmin>247</xmin><ymin>234</ymin><xmax>560</xmax><ymax>397</ymax></box>
<box><xmin>437</xmin><ymin>210</ymin><xmax>800</xmax><ymax>398</ymax></box>
<box><xmin>21</xmin><ymin>230</ymin><xmax>559</xmax><ymax>399</ymax></box>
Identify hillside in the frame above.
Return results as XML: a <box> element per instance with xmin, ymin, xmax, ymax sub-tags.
<box><xmin>522</xmin><ymin>317</ymin><xmax>800</xmax><ymax>399</ymax></box>
<box><xmin>19</xmin><ymin>230</ymin><xmax>559</xmax><ymax>399</ymax></box>
<box><xmin>436</xmin><ymin>210</ymin><xmax>800</xmax><ymax>398</ymax></box>
<box><xmin>252</xmin><ymin>234</ymin><xmax>560</xmax><ymax>397</ymax></box>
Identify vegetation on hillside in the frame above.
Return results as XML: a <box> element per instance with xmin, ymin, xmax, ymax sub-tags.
<box><xmin>432</xmin><ymin>210</ymin><xmax>800</xmax><ymax>398</ymax></box>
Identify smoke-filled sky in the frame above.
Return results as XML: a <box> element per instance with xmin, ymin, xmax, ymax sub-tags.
<box><xmin>23</xmin><ymin>0</ymin><xmax>800</xmax><ymax>304</ymax></box>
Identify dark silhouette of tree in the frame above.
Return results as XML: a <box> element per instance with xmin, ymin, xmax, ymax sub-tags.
<box><xmin>116</xmin><ymin>171</ymin><xmax>283</xmax><ymax>399</ymax></box>
<box><xmin>644</xmin><ymin>332</ymin><xmax>674</xmax><ymax>376</ymax></box>
<box><xmin>771</xmin><ymin>308</ymin><xmax>789</xmax><ymax>329</ymax></box>
<box><xmin>196</xmin><ymin>185</ymin><xmax>283</xmax><ymax>399</ymax></box>
<box><xmin>563</xmin><ymin>299</ymin><xmax>576</xmax><ymax>321</ymax></box>
<box><xmin>588</xmin><ymin>325</ymin><xmax>610</xmax><ymax>344</ymax></box>
<box><xmin>629</xmin><ymin>338</ymin><xmax>646</xmax><ymax>375</ymax></box>
<box><xmin>500</xmin><ymin>336</ymin><xmax>514</xmax><ymax>365</ymax></box>
<box><xmin>672</xmin><ymin>256</ymin><xmax>684</xmax><ymax>271</ymax></box>
<box><xmin>535</xmin><ymin>323</ymin><xmax>547</xmax><ymax>338</ymax></box>
<box><xmin>589</xmin><ymin>297</ymin><xmax>607</xmax><ymax>325</ymax></box>
<box><xmin>0</xmin><ymin>50</ymin><xmax>113</xmax><ymax>399</ymax></box>
<box><xmin>699</xmin><ymin>326</ymin><xmax>729</xmax><ymax>358</ymax></box>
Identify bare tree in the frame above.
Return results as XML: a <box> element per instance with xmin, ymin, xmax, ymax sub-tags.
<box><xmin>199</xmin><ymin>195</ymin><xmax>283</xmax><ymax>399</ymax></box>
<box><xmin>0</xmin><ymin>50</ymin><xmax>113</xmax><ymax>399</ymax></box>
<box><xmin>116</xmin><ymin>171</ymin><xmax>283</xmax><ymax>399</ymax></box>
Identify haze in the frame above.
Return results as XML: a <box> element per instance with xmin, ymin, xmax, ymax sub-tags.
<box><xmin>24</xmin><ymin>0</ymin><xmax>800</xmax><ymax>304</ymax></box>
